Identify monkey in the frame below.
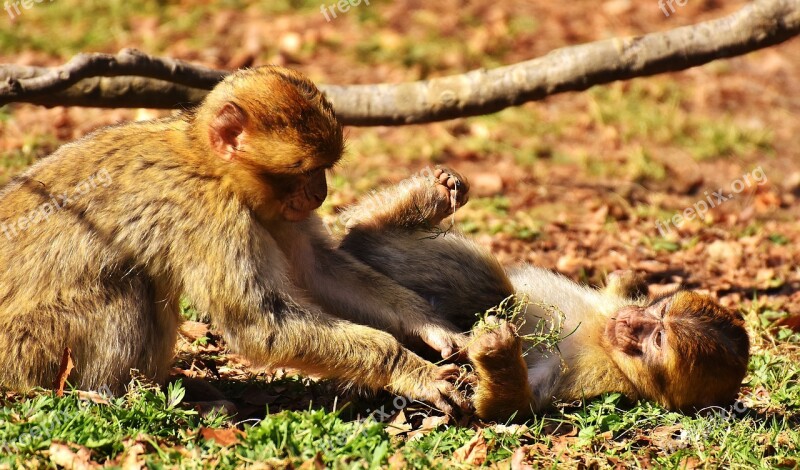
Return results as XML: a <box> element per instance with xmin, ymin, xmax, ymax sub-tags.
<box><xmin>0</xmin><ymin>66</ymin><xmax>471</xmax><ymax>414</ymax></box>
<box><xmin>334</xmin><ymin>168</ymin><xmax>750</xmax><ymax>421</ymax></box>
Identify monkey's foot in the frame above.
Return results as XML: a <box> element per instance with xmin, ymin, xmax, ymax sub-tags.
<box><xmin>432</xmin><ymin>167</ymin><xmax>470</xmax><ymax>218</ymax></box>
<box><xmin>467</xmin><ymin>321</ymin><xmax>534</xmax><ymax>421</ymax></box>
<box><xmin>468</xmin><ymin>320</ymin><xmax>522</xmax><ymax>367</ymax></box>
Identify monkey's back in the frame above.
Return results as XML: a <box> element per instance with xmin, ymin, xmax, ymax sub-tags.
<box><xmin>0</xmin><ymin>117</ymin><xmax>231</xmax><ymax>392</ymax></box>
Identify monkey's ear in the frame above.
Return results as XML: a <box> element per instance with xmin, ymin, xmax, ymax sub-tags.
<box><xmin>209</xmin><ymin>102</ymin><xmax>247</xmax><ymax>161</ymax></box>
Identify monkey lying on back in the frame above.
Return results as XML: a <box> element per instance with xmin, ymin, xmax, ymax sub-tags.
<box><xmin>0</xmin><ymin>66</ymin><xmax>468</xmax><ymax>413</ymax></box>
<box><xmin>336</xmin><ymin>169</ymin><xmax>750</xmax><ymax>420</ymax></box>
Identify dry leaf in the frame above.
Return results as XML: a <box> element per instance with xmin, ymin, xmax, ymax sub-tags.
<box><xmin>75</xmin><ymin>390</ymin><xmax>111</xmax><ymax>405</ymax></box>
<box><xmin>388</xmin><ymin>450</ymin><xmax>407</xmax><ymax>469</ymax></box>
<box><xmin>199</xmin><ymin>427</ymin><xmax>243</xmax><ymax>447</ymax></box>
<box><xmin>453</xmin><ymin>432</ymin><xmax>488</xmax><ymax>465</ymax></box>
<box><xmin>678</xmin><ymin>456</ymin><xmax>702</xmax><ymax>469</ymax></box>
<box><xmin>386</xmin><ymin>409</ymin><xmax>412</xmax><ymax>437</ymax></box>
<box><xmin>511</xmin><ymin>446</ymin><xmax>534</xmax><ymax>470</ymax></box>
<box><xmin>419</xmin><ymin>415</ymin><xmax>450</xmax><ymax>431</ymax></box>
<box><xmin>121</xmin><ymin>443</ymin><xmax>146</xmax><ymax>470</ymax></box>
<box><xmin>54</xmin><ymin>347</ymin><xmax>75</xmax><ymax>397</ymax></box>
<box><xmin>406</xmin><ymin>414</ymin><xmax>450</xmax><ymax>441</ymax></box>
<box><xmin>179</xmin><ymin>321</ymin><xmax>210</xmax><ymax>341</ymax></box>
<box><xmin>298</xmin><ymin>452</ymin><xmax>325</xmax><ymax>469</ymax></box>
<box><xmin>48</xmin><ymin>443</ymin><xmax>95</xmax><ymax>470</ymax></box>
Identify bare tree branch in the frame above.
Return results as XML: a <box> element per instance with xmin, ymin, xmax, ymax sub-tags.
<box><xmin>1</xmin><ymin>0</ymin><xmax>797</xmax><ymax>126</ymax></box>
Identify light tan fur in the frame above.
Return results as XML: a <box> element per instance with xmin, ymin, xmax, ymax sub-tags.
<box><xmin>0</xmin><ymin>67</ymin><xmax>468</xmax><ymax>414</ymax></box>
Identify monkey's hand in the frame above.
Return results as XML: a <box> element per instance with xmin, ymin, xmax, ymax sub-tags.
<box><xmin>418</xmin><ymin>323</ymin><xmax>468</xmax><ymax>361</ymax></box>
<box><xmin>391</xmin><ymin>363</ymin><xmax>472</xmax><ymax>416</ymax></box>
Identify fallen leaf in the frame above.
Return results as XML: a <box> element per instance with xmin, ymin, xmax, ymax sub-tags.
<box><xmin>453</xmin><ymin>432</ymin><xmax>488</xmax><ymax>465</ymax></box>
<box><xmin>179</xmin><ymin>321</ymin><xmax>209</xmax><ymax>341</ymax></box>
<box><xmin>494</xmin><ymin>424</ymin><xmax>528</xmax><ymax>435</ymax></box>
<box><xmin>511</xmin><ymin>446</ymin><xmax>534</xmax><ymax>470</ymax></box>
<box><xmin>388</xmin><ymin>450</ymin><xmax>407</xmax><ymax>469</ymax></box>
<box><xmin>121</xmin><ymin>442</ymin><xmax>146</xmax><ymax>470</ymax></box>
<box><xmin>54</xmin><ymin>347</ymin><xmax>75</xmax><ymax>397</ymax></box>
<box><xmin>199</xmin><ymin>427</ymin><xmax>243</xmax><ymax>447</ymax></box>
<box><xmin>679</xmin><ymin>456</ymin><xmax>702</xmax><ymax>469</ymax></box>
<box><xmin>75</xmin><ymin>390</ymin><xmax>111</xmax><ymax>405</ymax></box>
<box><xmin>48</xmin><ymin>443</ymin><xmax>94</xmax><ymax>470</ymax></box>
<box><xmin>419</xmin><ymin>415</ymin><xmax>449</xmax><ymax>432</ymax></box>
<box><xmin>406</xmin><ymin>414</ymin><xmax>449</xmax><ymax>440</ymax></box>
<box><xmin>298</xmin><ymin>452</ymin><xmax>325</xmax><ymax>469</ymax></box>
<box><xmin>386</xmin><ymin>409</ymin><xmax>412</xmax><ymax>437</ymax></box>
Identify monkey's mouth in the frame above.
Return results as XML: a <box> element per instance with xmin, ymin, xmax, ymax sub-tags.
<box><xmin>282</xmin><ymin>198</ymin><xmax>322</xmax><ymax>221</ymax></box>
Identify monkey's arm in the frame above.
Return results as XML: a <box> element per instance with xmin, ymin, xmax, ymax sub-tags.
<box><xmin>468</xmin><ymin>322</ymin><xmax>536</xmax><ymax>421</ymax></box>
<box><xmin>271</xmin><ymin>217</ymin><xmax>466</xmax><ymax>358</ymax></box>
<box><xmin>180</xmin><ymin>225</ymin><xmax>467</xmax><ymax>414</ymax></box>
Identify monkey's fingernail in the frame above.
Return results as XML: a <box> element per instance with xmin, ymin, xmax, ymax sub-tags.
<box><xmin>434</xmin><ymin>169</ymin><xmax>443</xmax><ymax>177</ymax></box>
<box><xmin>446</xmin><ymin>178</ymin><xmax>456</xmax><ymax>189</ymax></box>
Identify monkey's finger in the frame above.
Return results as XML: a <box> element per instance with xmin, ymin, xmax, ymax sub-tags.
<box><xmin>435</xmin><ymin>363</ymin><xmax>461</xmax><ymax>381</ymax></box>
<box><xmin>459</xmin><ymin>371</ymin><xmax>478</xmax><ymax>386</ymax></box>
<box><xmin>444</xmin><ymin>387</ymin><xmax>473</xmax><ymax>414</ymax></box>
<box><xmin>428</xmin><ymin>386</ymin><xmax>471</xmax><ymax>417</ymax></box>
<box><xmin>432</xmin><ymin>398</ymin><xmax>455</xmax><ymax>417</ymax></box>
<box><xmin>440</xmin><ymin>346</ymin><xmax>453</xmax><ymax>359</ymax></box>
<box><xmin>441</xmin><ymin>345</ymin><xmax>469</xmax><ymax>363</ymax></box>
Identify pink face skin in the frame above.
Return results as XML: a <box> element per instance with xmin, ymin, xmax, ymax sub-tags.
<box><xmin>605</xmin><ymin>296</ymin><xmax>672</xmax><ymax>358</ymax></box>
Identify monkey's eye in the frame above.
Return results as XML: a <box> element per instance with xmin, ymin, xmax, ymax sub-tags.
<box><xmin>288</xmin><ymin>160</ymin><xmax>303</xmax><ymax>169</ymax></box>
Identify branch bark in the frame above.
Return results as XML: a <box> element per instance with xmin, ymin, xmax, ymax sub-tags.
<box><xmin>1</xmin><ymin>0</ymin><xmax>797</xmax><ymax>126</ymax></box>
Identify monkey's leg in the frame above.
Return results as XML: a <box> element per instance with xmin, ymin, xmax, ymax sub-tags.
<box><xmin>338</xmin><ymin>167</ymin><xmax>469</xmax><ymax>235</ymax></box>
<box><xmin>337</xmin><ymin>168</ymin><xmax>513</xmax><ymax>333</ymax></box>
<box><xmin>0</xmin><ymin>273</ymin><xmax>180</xmax><ymax>394</ymax></box>
<box><xmin>468</xmin><ymin>321</ymin><xmax>535</xmax><ymax>421</ymax></box>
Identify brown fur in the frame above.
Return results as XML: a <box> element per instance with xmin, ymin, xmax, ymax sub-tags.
<box><xmin>0</xmin><ymin>67</ymin><xmax>468</xmax><ymax>414</ymax></box>
<box><xmin>336</xmin><ymin>169</ymin><xmax>750</xmax><ymax>420</ymax></box>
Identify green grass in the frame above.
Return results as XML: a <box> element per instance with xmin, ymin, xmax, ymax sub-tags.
<box><xmin>1</xmin><ymin>301</ymin><xmax>797</xmax><ymax>468</ymax></box>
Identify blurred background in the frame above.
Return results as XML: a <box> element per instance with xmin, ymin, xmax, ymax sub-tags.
<box><xmin>1</xmin><ymin>0</ymin><xmax>798</xmax><ymax>314</ymax></box>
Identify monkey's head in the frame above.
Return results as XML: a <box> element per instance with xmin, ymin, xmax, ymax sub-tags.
<box><xmin>605</xmin><ymin>291</ymin><xmax>749</xmax><ymax>411</ymax></box>
<box><xmin>198</xmin><ymin>66</ymin><xmax>344</xmax><ymax>221</ymax></box>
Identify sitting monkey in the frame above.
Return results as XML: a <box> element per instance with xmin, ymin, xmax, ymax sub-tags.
<box><xmin>335</xmin><ymin>168</ymin><xmax>750</xmax><ymax>420</ymax></box>
<box><xmin>0</xmin><ymin>67</ymin><xmax>468</xmax><ymax>414</ymax></box>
